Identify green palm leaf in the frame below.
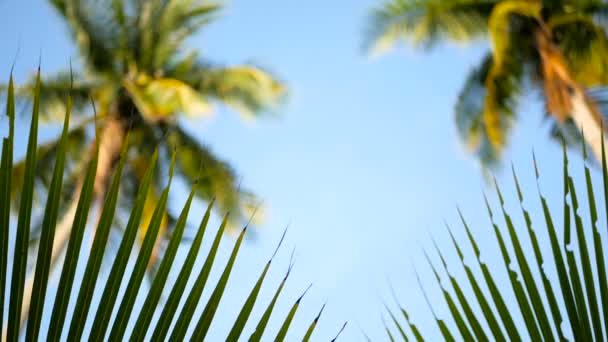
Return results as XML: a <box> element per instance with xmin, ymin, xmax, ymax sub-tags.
<box><xmin>149</xmin><ymin>199</ymin><xmax>214</xmax><ymax>340</ymax></box>
<box><xmin>0</xmin><ymin>70</ymin><xmax>328</xmax><ymax>341</ymax></box>
<box><xmin>455</xmin><ymin>52</ymin><xmax>523</xmax><ymax>168</ymax></box>
<box><xmin>25</xmin><ymin>83</ymin><xmax>73</xmax><ymax>341</ymax></box>
<box><xmin>8</xmin><ymin>72</ymin><xmax>98</xmax><ymax>122</ymax></box>
<box><xmin>0</xmin><ymin>74</ymin><xmax>15</xmax><ymax>337</ymax></box>
<box><xmin>68</xmin><ymin>131</ymin><xmax>130</xmax><ymax>341</ymax></box>
<box><xmin>393</xmin><ymin>130</ymin><xmax>608</xmax><ymax>341</ymax></box>
<box><xmin>274</xmin><ymin>284</ymin><xmax>313</xmax><ymax>342</ymax></box>
<box><xmin>197</xmin><ymin>65</ymin><xmax>287</xmax><ymax>118</ymax></box>
<box><xmin>7</xmin><ymin>69</ymin><xmax>41</xmax><ymax>341</ymax></box>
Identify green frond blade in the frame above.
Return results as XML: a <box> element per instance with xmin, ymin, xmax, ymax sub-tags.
<box><xmin>423</xmin><ymin>251</ymin><xmax>472</xmax><ymax>341</ymax></box>
<box><xmin>388</xmin><ymin>282</ymin><xmax>423</xmax><ymax>342</ymax></box>
<box><xmin>25</xmin><ymin>88</ymin><xmax>72</xmax><ymax>341</ymax></box>
<box><xmin>382</xmin><ymin>314</ymin><xmax>396</xmax><ymax>342</ymax></box>
<box><xmin>444</xmin><ymin>224</ymin><xmax>505</xmax><ymax>342</ymax></box>
<box><xmin>534</xmin><ymin>152</ymin><xmax>582</xmax><ymax>340</ymax></box>
<box><xmin>413</xmin><ymin>266</ymin><xmax>455</xmax><ymax>342</ymax></box>
<box><xmin>483</xmin><ymin>192</ymin><xmax>541</xmax><ymax>341</ymax></box>
<box><xmin>567</xmin><ymin>171</ymin><xmax>603</xmax><ymax>341</ymax></box>
<box><xmin>400</xmin><ymin>307</ymin><xmax>423</xmax><ymax>342</ymax></box>
<box><xmin>431</xmin><ymin>241</ymin><xmax>488</xmax><ymax>341</ymax></box>
<box><xmin>67</xmin><ymin>133</ymin><xmax>130</xmax><ymax>341</ymax></box>
<box><xmin>582</xmin><ymin>139</ymin><xmax>608</xmax><ymax>339</ymax></box>
<box><xmin>197</xmin><ymin>66</ymin><xmax>286</xmax><ymax>118</ymax></box>
<box><xmin>366</xmin><ymin>0</ymin><xmax>493</xmax><ymax>55</ymax></box>
<box><xmin>129</xmin><ymin>187</ymin><xmax>197</xmax><ymax>341</ymax></box>
<box><xmin>563</xmin><ymin>146</ymin><xmax>593</xmax><ymax>341</ymax></box>
<box><xmin>226</xmin><ymin>227</ymin><xmax>288</xmax><ymax>341</ymax></box>
<box><xmin>273</xmin><ymin>284</ymin><xmax>312</xmax><ymax>342</ymax></box>
<box><xmin>226</xmin><ymin>260</ymin><xmax>271</xmax><ymax>341</ymax></box>
<box><xmin>458</xmin><ymin>209</ymin><xmax>520</xmax><ymax>341</ymax></box>
<box><xmin>150</xmin><ymin>200</ymin><xmax>214</xmax><ymax>341</ymax></box>
<box><xmin>331</xmin><ymin>321</ymin><xmax>348</xmax><ymax>342</ymax></box>
<box><xmin>190</xmin><ymin>226</ymin><xmax>248</xmax><ymax>340</ymax></box>
<box><xmin>302</xmin><ymin>303</ymin><xmax>325</xmax><ymax>342</ymax></box>
<box><xmin>511</xmin><ymin>166</ymin><xmax>563</xmax><ymax>340</ymax></box>
<box><xmin>384</xmin><ymin>303</ymin><xmax>408</xmax><ymax>341</ymax></box>
<box><xmin>454</xmin><ymin>54</ymin><xmax>519</xmax><ymax>168</ymax></box>
<box><xmin>0</xmin><ymin>74</ymin><xmax>15</xmax><ymax>335</ymax></box>
<box><xmin>494</xmin><ymin>186</ymin><xmax>556</xmax><ymax>339</ymax></box>
<box><xmin>107</xmin><ymin>153</ymin><xmax>175</xmax><ymax>341</ymax></box>
<box><xmin>47</xmin><ymin>145</ymin><xmax>98</xmax><ymax>341</ymax></box>
<box><xmin>249</xmin><ymin>261</ymin><xmax>293</xmax><ymax>342</ymax></box>
<box><xmin>168</xmin><ymin>214</ymin><xmax>229</xmax><ymax>341</ymax></box>
<box><xmin>7</xmin><ymin>69</ymin><xmax>41</xmax><ymax>340</ymax></box>
<box><xmin>437</xmin><ymin>320</ymin><xmax>455</xmax><ymax>342</ymax></box>
<box><xmin>89</xmin><ymin>149</ymin><xmax>159</xmax><ymax>339</ymax></box>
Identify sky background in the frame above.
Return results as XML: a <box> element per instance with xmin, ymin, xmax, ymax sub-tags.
<box><xmin>0</xmin><ymin>0</ymin><xmax>601</xmax><ymax>341</ymax></box>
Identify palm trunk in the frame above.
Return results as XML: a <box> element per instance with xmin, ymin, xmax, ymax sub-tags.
<box><xmin>5</xmin><ymin>116</ymin><xmax>126</xmax><ymax>339</ymax></box>
<box><xmin>570</xmin><ymin>92</ymin><xmax>608</xmax><ymax>162</ymax></box>
<box><xmin>535</xmin><ymin>27</ymin><xmax>608</xmax><ymax>162</ymax></box>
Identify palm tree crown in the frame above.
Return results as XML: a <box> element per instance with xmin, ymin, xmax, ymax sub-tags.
<box><xmin>367</xmin><ymin>0</ymin><xmax>608</xmax><ymax>167</ymax></box>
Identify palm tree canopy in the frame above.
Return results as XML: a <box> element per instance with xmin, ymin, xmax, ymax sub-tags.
<box><xmin>6</xmin><ymin>0</ymin><xmax>287</xmax><ymax>231</ymax></box>
<box><xmin>367</xmin><ymin>0</ymin><xmax>608</xmax><ymax>168</ymax></box>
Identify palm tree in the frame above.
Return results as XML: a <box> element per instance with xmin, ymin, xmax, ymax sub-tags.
<box><xmin>5</xmin><ymin>0</ymin><xmax>285</xmax><ymax>328</ymax></box>
<box><xmin>0</xmin><ymin>78</ymin><xmax>346</xmax><ymax>341</ymax></box>
<box><xmin>384</xmin><ymin>141</ymin><xmax>608</xmax><ymax>340</ymax></box>
<box><xmin>367</xmin><ymin>0</ymin><xmax>608</xmax><ymax>167</ymax></box>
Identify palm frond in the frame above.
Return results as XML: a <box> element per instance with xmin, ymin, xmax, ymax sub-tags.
<box><xmin>50</xmin><ymin>0</ymin><xmax>124</xmax><ymax>73</ymax></box>
<box><xmin>6</xmin><ymin>71</ymin><xmax>41</xmax><ymax>340</ymax></box>
<box><xmin>484</xmin><ymin>1</ymin><xmax>539</xmax><ymax>148</ymax></box>
<box><xmin>173</xmin><ymin>62</ymin><xmax>287</xmax><ymax>118</ymax></box>
<box><xmin>0</xmin><ymin>74</ymin><xmax>15</xmax><ymax>338</ymax></box>
<box><xmin>10</xmin><ymin>127</ymin><xmax>88</xmax><ymax>209</ymax></box>
<box><xmin>25</xmin><ymin>88</ymin><xmax>72</xmax><ymax>340</ymax></box>
<box><xmin>2</xmin><ymin>72</ymin><xmax>97</xmax><ymax>122</ymax></box>
<box><xmin>123</xmin><ymin>75</ymin><xmax>212</xmax><ymax>120</ymax></box>
<box><xmin>365</xmin><ymin>0</ymin><xmax>496</xmax><ymax>55</ymax></box>
<box><xmin>148</xmin><ymin>1</ymin><xmax>221</xmax><ymax>70</ymax></box>
<box><xmin>455</xmin><ymin>53</ymin><xmax>522</xmax><ymax>168</ymax></box>
<box><xmin>390</xmin><ymin>130</ymin><xmax>608</xmax><ymax>341</ymax></box>
<box><xmin>0</xmin><ymin>70</ymin><xmax>328</xmax><ymax>340</ymax></box>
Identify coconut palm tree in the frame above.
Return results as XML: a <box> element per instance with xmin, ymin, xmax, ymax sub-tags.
<box><xmin>0</xmin><ymin>77</ymin><xmax>347</xmax><ymax>341</ymax></box>
<box><xmin>4</xmin><ymin>0</ymin><xmax>285</xmax><ymax>328</ymax></box>
<box><xmin>367</xmin><ymin>0</ymin><xmax>608</xmax><ymax>167</ymax></box>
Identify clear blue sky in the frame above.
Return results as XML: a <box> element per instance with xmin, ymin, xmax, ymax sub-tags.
<box><xmin>0</xmin><ymin>0</ymin><xmax>597</xmax><ymax>340</ymax></box>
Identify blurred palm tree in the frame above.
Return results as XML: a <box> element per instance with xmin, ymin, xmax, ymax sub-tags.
<box><xmin>4</xmin><ymin>0</ymin><xmax>285</xmax><ymax>327</ymax></box>
<box><xmin>367</xmin><ymin>0</ymin><xmax>608</xmax><ymax>167</ymax></box>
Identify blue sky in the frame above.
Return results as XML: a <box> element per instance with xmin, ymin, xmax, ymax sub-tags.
<box><xmin>0</xmin><ymin>0</ymin><xmax>599</xmax><ymax>340</ymax></box>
